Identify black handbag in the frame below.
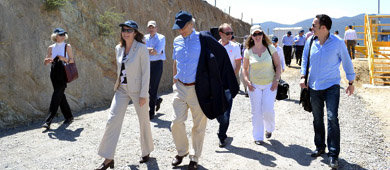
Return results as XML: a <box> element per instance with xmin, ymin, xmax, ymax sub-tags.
<box><xmin>266</xmin><ymin>46</ymin><xmax>289</xmax><ymax>100</ymax></box>
<box><xmin>299</xmin><ymin>36</ymin><xmax>316</xmax><ymax>112</ymax></box>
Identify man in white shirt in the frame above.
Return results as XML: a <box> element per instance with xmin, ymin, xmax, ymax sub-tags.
<box><xmin>272</xmin><ymin>36</ymin><xmax>285</xmax><ymax>72</ymax></box>
<box><xmin>344</xmin><ymin>25</ymin><xmax>358</xmax><ymax>59</ymax></box>
<box><xmin>216</xmin><ymin>23</ymin><xmax>242</xmax><ymax>147</ymax></box>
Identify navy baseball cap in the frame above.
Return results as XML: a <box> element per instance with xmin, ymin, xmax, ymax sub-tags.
<box><xmin>172</xmin><ymin>11</ymin><xmax>193</xmax><ymax>30</ymax></box>
<box><xmin>53</xmin><ymin>28</ymin><xmax>67</xmax><ymax>34</ymax></box>
<box><xmin>287</xmin><ymin>31</ymin><xmax>292</xmax><ymax>35</ymax></box>
<box><xmin>119</xmin><ymin>20</ymin><xmax>139</xmax><ymax>29</ymax></box>
<box><xmin>272</xmin><ymin>36</ymin><xmax>278</xmax><ymax>43</ymax></box>
<box><xmin>299</xmin><ymin>30</ymin><xmax>304</xmax><ymax>33</ymax></box>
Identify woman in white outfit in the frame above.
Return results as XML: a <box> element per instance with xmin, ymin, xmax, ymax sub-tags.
<box><xmin>95</xmin><ymin>20</ymin><xmax>154</xmax><ymax>170</ymax></box>
<box><xmin>243</xmin><ymin>25</ymin><xmax>281</xmax><ymax>145</ymax></box>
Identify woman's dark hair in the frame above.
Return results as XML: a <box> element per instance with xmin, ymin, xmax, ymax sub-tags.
<box><xmin>120</xmin><ymin>28</ymin><xmax>145</xmax><ymax>47</ymax></box>
<box><xmin>315</xmin><ymin>14</ymin><xmax>332</xmax><ymax>30</ymax></box>
<box><xmin>245</xmin><ymin>32</ymin><xmax>272</xmax><ymax>49</ymax></box>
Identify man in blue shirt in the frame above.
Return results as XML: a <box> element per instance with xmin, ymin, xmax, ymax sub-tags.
<box><xmin>294</xmin><ymin>30</ymin><xmax>306</xmax><ymax>66</ymax></box>
<box><xmin>170</xmin><ymin>11</ymin><xmax>238</xmax><ymax>170</ymax></box>
<box><xmin>282</xmin><ymin>31</ymin><xmax>294</xmax><ymax>66</ymax></box>
<box><xmin>145</xmin><ymin>20</ymin><xmax>166</xmax><ymax>120</ymax></box>
<box><xmin>300</xmin><ymin>14</ymin><xmax>355</xmax><ymax>169</ymax></box>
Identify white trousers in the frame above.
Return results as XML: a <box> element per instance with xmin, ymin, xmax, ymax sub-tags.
<box><xmin>98</xmin><ymin>85</ymin><xmax>154</xmax><ymax>159</ymax></box>
<box><xmin>249</xmin><ymin>83</ymin><xmax>276</xmax><ymax>141</ymax></box>
<box><xmin>171</xmin><ymin>82</ymin><xmax>208</xmax><ymax>163</ymax></box>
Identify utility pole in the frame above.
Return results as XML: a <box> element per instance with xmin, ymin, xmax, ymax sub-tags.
<box><xmin>241</xmin><ymin>12</ymin><xmax>243</xmax><ymax>20</ymax></box>
<box><xmin>229</xmin><ymin>6</ymin><xmax>231</xmax><ymax>15</ymax></box>
<box><xmin>215</xmin><ymin>0</ymin><xmax>216</xmax><ymax>7</ymax></box>
<box><xmin>378</xmin><ymin>0</ymin><xmax>380</xmax><ymax>14</ymax></box>
<box><xmin>251</xmin><ymin>18</ymin><xmax>253</xmax><ymax>25</ymax></box>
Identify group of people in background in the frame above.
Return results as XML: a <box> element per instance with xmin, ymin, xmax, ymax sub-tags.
<box><xmin>43</xmin><ymin>10</ymin><xmax>355</xmax><ymax>170</ymax></box>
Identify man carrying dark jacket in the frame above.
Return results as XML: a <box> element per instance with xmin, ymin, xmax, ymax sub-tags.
<box><xmin>170</xmin><ymin>11</ymin><xmax>238</xmax><ymax>170</ymax></box>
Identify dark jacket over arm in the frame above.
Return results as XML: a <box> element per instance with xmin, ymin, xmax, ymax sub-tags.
<box><xmin>195</xmin><ymin>31</ymin><xmax>239</xmax><ymax>119</ymax></box>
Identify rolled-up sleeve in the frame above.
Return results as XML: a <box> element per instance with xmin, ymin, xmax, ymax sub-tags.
<box><xmin>339</xmin><ymin>41</ymin><xmax>355</xmax><ymax>81</ymax></box>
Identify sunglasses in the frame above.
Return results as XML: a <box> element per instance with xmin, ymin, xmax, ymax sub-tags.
<box><xmin>121</xmin><ymin>28</ymin><xmax>135</xmax><ymax>33</ymax></box>
<box><xmin>223</xmin><ymin>31</ymin><xmax>234</xmax><ymax>36</ymax></box>
<box><xmin>58</xmin><ymin>33</ymin><xmax>66</xmax><ymax>36</ymax></box>
<box><xmin>252</xmin><ymin>32</ymin><xmax>263</xmax><ymax>37</ymax></box>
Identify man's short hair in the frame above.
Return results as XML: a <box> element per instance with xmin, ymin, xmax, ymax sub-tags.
<box><xmin>315</xmin><ymin>14</ymin><xmax>332</xmax><ymax>30</ymax></box>
<box><xmin>218</xmin><ymin>23</ymin><xmax>232</xmax><ymax>33</ymax></box>
<box><xmin>309</xmin><ymin>28</ymin><xmax>312</xmax><ymax>31</ymax></box>
<box><xmin>348</xmin><ymin>25</ymin><xmax>353</xmax><ymax>29</ymax></box>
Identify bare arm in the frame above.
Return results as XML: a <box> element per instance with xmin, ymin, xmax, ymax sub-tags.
<box><xmin>271</xmin><ymin>51</ymin><xmax>281</xmax><ymax>91</ymax></box>
<box><xmin>44</xmin><ymin>47</ymin><xmax>53</xmax><ymax>65</ymax></box>
<box><xmin>243</xmin><ymin>57</ymin><xmax>254</xmax><ymax>91</ymax></box>
<box><xmin>234</xmin><ymin>60</ymin><xmax>241</xmax><ymax>75</ymax></box>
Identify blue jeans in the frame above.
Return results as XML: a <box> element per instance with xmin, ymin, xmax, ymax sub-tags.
<box><xmin>148</xmin><ymin>60</ymin><xmax>163</xmax><ymax>117</ymax></box>
<box><xmin>309</xmin><ymin>84</ymin><xmax>340</xmax><ymax>158</ymax></box>
<box><xmin>216</xmin><ymin>90</ymin><xmax>233</xmax><ymax>142</ymax></box>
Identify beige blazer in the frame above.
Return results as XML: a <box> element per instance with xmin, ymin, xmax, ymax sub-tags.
<box><xmin>114</xmin><ymin>41</ymin><xmax>150</xmax><ymax>98</ymax></box>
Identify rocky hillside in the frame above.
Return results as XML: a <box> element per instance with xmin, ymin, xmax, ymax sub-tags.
<box><xmin>0</xmin><ymin>0</ymin><xmax>250</xmax><ymax>128</ymax></box>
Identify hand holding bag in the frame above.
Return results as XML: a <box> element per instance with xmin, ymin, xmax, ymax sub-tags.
<box><xmin>63</xmin><ymin>44</ymin><xmax>78</xmax><ymax>83</ymax></box>
<box><xmin>266</xmin><ymin>46</ymin><xmax>289</xmax><ymax>100</ymax></box>
<box><xmin>299</xmin><ymin>36</ymin><xmax>316</xmax><ymax>112</ymax></box>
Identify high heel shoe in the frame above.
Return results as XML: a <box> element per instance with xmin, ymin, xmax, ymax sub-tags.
<box><xmin>95</xmin><ymin>160</ymin><xmax>114</xmax><ymax>170</ymax></box>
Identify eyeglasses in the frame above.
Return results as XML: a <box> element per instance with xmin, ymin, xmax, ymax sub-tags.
<box><xmin>122</xmin><ymin>28</ymin><xmax>135</xmax><ymax>33</ymax></box>
<box><xmin>252</xmin><ymin>32</ymin><xmax>263</xmax><ymax>37</ymax></box>
<box><xmin>223</xmin><ymin>31</ymin><xmax>234</xmax><ymax>36</ymax></box>
<box><xmin>58</xmin><ymin>33</ymin><xmax>66</xmax><ymax>36</ymax></box>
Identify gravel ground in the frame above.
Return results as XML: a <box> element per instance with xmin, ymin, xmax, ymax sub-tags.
<box><xmin>1</xmin><ymin>62</ymin><xmax>389</xmax><ymax>170</ymax></box>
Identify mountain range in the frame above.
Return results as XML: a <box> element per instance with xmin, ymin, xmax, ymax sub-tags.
<box><xmin>258</xmin><ymin>14</ymin><xmax>366</xmax><ymax>40</ymax></box>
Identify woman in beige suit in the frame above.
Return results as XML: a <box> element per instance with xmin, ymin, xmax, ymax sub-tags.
<box><xmin>95</xmin><ymin>20</ymin><xmax>154</xmax><ymax>170</ymax></box>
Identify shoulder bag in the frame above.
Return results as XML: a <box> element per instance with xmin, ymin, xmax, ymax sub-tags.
<box><xmin>64</xmin><ymin>44</ymin><xmax>79</xmax><ymax>83</ymax></box>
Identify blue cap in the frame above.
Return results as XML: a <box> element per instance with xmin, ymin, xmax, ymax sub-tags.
<box><xmin>53</xmin><ymin>28</ymin><xmax>67</xmax><ymax>34</ymax></box>
<box><xmin>172</xmin><ymin>11</ymin><xmax>193</xmax><ymax>30</ymax></box>
<box><xmin>272</xmin><ymin>36</ymin><xmax>278</xmax><ymax>43</ymax></box>
<box><xmin>287</xmin><ymin>31</ymin><xmax>292</xmax><ymax>35</ymax></box>
<box><xmin>119</xmin><ymin>20</ymin><xmax>139</xmax><ymax>29</ymax></box>
<box><xmin>300</xmin><ymin>30</ymin><xmax>304</xmax><ymax>33</ymax></box>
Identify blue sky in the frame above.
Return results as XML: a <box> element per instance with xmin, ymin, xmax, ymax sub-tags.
<box><xmin>205</xmin><ymin>0</ymin><xmax>390</xmax><ymax>24</ymax></box>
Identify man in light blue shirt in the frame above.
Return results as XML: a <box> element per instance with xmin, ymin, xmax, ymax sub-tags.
<box><xmin>145</xmin><ymin>20</ymin><xmax>166</xmax><ymax>119</ymax></box>
<box><xmin>300</xmin><ymin>14</ymin><xmax>355</xmax><ymax>169</ymax></box>
<box><xmin>171</xmin><ymin>11</ymin><xmax>203</xmax><ymax>170</ymax></box>
<box><xmin>294</xmin><ymin>30</ymin><xmax>306</xmax><ymax>66</ymax></box>
<box><xmin>282</xmin><ymin>31</ymin><xmax>294</xmax><ymax>66</ymax></box>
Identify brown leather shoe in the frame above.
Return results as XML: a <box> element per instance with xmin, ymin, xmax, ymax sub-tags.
<box><xmin>139</xmin><ymin>154</ymin><xmax>150</xmax><ymax>163</ymax></box>
<box><xmin>188</xmin><ymin>161</ymin><xmax>198</xmax><ymax>170</ymax></box>
<box><xmin>171</xmin><ymin>153</ymin><xmax>188</xmax><ymax>166</ymax></box>
<box><xmin>95</xmin><ymin>160</ymin><xmax>114</xmax><ymax>170</ymax></box>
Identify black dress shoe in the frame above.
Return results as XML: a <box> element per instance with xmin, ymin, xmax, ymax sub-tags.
<box><xmin>139</xmin><ymin>154</ymin><xmax>150</xmax><ymax>163</ymax></box>
<box><xmin>95</xmin><ymin>160</ymin><xmax>114</xmax><ymax>170</ymax></box>
<box><xmin>219</xmin><ymin>139</ymin><xmax>227</xmax><ymax>148</ymax></box>
<box><xmin>63</xmin><ymin>117</ymin><xmax>74</xmax><ymax>124</ymax></box>
<box><xmin>310</xmin><ymin>148</ymin><xmax>325</xmax><ymax>157</ymax></box>
<box><xmin>254</xmin><ymin>140</ymin><xmax>264</xmax><ymax>145</ymax></box>
<box><xmin>329</xmin><ymin>157</ymin><xmax>339</xmax><ymax>168</ymax></box>
<box><xmin>42</xmin><ymin>122</ymin><xmax>50</xmax><ymax>129</ymax></box>
<box><xmin>155</xmin><ymin>98</ymin><xmax>163</xmax><ymax>112</ymax></box>
<box><xmin>171</xmin><ymin>153</ymin><xmax>188</xmax><ymax>166</ymax></box>
<box><xmin>188</xmin><ymin>161</ymin><xmax>198</xmax><ymax>170</ymax></box>
<box><xmin>265</xmin><ymin>131</ymin><xmax>272</xmax><ymax>139</ymax></box>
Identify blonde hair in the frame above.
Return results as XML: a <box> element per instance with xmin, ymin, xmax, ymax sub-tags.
<box><xmin>51</xmin><ymin>33</ymin><xmax>68</xmax><ymax>42</ymax></box>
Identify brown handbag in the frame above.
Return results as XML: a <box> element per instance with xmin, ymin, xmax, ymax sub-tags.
<box><xmin>64</xmin><ymin>44</ymin><xmax>78</xmax><ymax>83</ymax></box>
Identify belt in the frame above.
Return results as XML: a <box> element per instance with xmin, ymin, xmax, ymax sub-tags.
<box><xmin>178</xmin><ymin>79</ymin><xmax>196</xmax><ymax>86</ymax></box>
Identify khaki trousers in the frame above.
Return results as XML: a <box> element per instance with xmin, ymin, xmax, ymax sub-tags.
<box><xmin>98</xmin><ymin>85</ymin><xmax>154</xmax><ymax>159</ymax></box>
<box><xmin>171</xmin><ymin>82</ymin><xmax>208</xmax><ymax>163</ymax></box>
